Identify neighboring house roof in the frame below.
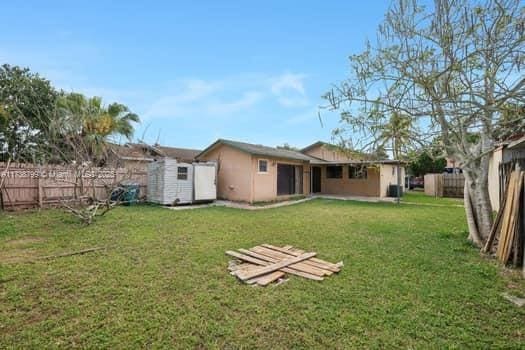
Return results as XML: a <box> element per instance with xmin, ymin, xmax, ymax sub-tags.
<box><xmin>109</xmin><ymin>143</ymin><xmax>153</xmax><ymax>161</ymax></box>
<box><xmin>197</xmin><ymin>139</ymin><xmax>317</xmax><ymax>161</ymax></box>
<box><xmin>154</xmin><ymin>145</ymin><xmax>201</xmax><ymax>162</ymax></box>
<box><xmin>112</xmin><ymin>143</ymin><xmax>201</xmax><ymax>162</ymax></box>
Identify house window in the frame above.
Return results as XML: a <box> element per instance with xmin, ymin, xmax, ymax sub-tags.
<box><xmin>349</xmin><ymin>165</ymin><xmax>367</xmax><ymax>179</ymax></box>
<box><xmin>258</xmin><ymin>159</ymin><xmax>268</xmax><ymax>173</ymax></box>
<box><xmin>177</xmin><ymin>166</ymin><xmax>188</xmax><ymax>180</ymax></box>
<box><xmin>326</xmin><ymin>166</ymin><xmax>342</xmax><ymax>179</ymax></box>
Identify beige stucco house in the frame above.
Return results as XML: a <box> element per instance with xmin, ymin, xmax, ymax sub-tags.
<box><xmin>196</xmin><ymin>139</ymin><xmax>406</xmax><ymax>203</ymax></box>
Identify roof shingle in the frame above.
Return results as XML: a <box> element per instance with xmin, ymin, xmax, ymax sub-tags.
<box><xmin>197</xmin><ymin>139</ymin><xmax>317</xmax><ymax>161</ymax></box>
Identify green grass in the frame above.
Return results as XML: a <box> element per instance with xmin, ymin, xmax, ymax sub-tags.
<box><xmin>403</xmin><ymin>191</ymin><xmax>464</xmax><ymax>206</ymax></box>
<box><xmin>1</xmin><ymin>198</ymin><xmax>524</xmax><ymax>348</ymax></box>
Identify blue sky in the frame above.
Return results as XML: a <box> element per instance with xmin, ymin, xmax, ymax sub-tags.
<box><xmin>0</xmin><ymin>1</ymin><xmax>393</xmax><ymax>150</ymax></box>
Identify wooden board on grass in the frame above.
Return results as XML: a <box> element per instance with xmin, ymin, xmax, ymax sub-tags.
<box><xmin>226</xmin><ymin>250</ymin><xmax>323</xmax><ymax>281</ymax></box>
<box><xmin>235</xmin><ymin>252</ymin><xmax>316</xmax><ymax>281</ymax></box>
<box><xmin>248</xmin><ymin>246</ymin><xmax>330</xmax><ymax>276</ymax></box>
<box><xmin>262</xmin><ymin>244</ymin><xmax>342</xmax><ymax>271</ymax></box>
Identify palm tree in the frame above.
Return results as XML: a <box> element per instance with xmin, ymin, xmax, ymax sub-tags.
<box><xmin>376</xmin><ymin>112</ymin><xmax>413</xmax><ymax>160</ymax></box>
<box><xmin>53</xmin><ymin>93</ymin><xmax>140</xmax><ymax>163</ymax></box>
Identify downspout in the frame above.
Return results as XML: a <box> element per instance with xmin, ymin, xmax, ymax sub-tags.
<box><xmin>250</xmin><ymin>156</ymin><xmax>255</xmax><ymax>203</ymax></box>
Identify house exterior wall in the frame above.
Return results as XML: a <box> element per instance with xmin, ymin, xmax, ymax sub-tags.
<box><xmin>379</xmin><ymin>164</ymin><xmax>406</xmax><ymax>198</ymax></box>
<box><xmin>319</xmin><ymin>165</ymin><xmax>380</xmax><ymax>197</ymax></box>
<box><xmin>198</xmin><ymin>144</ymin><xmax>310</xmax><ymax>203</ymax></box>
<box><xmin>251</xmin><ymin>156</ymin><xmax>310</xmax><ymax>202</ymax></box>
<box><xmin>197</xmin><ymin>144</ymin><xmax>253</xmax><ymax>202</ymax></box>
<box><xmin>303</xmin><ymin>144</ymin><xmax>354</xmax><ymax>162</ymax></box>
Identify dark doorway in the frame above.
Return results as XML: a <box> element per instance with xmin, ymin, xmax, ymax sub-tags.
<box><xmin>312</xmin><ymin>166</ymin><xmax>321</xmax><ymax>193</ymax></box>
<box><xmin>277</xmin><ymin>164</ymin><xmax>296</xmax><ymax>195</ymax></box>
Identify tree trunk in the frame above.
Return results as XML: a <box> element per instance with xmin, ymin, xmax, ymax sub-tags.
<box><xmin>464</xmin><ymin>179</ymin><xmax>483</xmax><ymax>247</ymax></box>
<box><xmin>463</xmin><ymin>160</ymin><xmax>493</xmax><ymax>246</ymax></box>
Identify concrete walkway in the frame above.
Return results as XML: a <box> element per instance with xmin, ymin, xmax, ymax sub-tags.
<box><xmin>310</xmin><ymin>194</ymin><xmax>397</xmax><ymax>203</ymax></box>
<box><xmin>167</xmin><ymin>197</ymin><xmax>313</xmax><ymax>211</ymax></box>
<box><xmin>166</xmin><ymin>194</ymin><xmax>398</xmax><ymax>211</ymax></box>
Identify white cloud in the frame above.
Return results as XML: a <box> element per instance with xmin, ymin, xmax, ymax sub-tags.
<box><xmin>142</xmin><ymin>72</ymin><xmax>309</xmax><ymax>121</ymax></box>
<box><xmin>206</xmin><ymin>91</ymin><xmax>263</xmax><ymax>114</ymax></box>
<box><xmin>270</xmin><ymin>73</ymin><xmax>309</xmax><ymax>107</ymax></box>
<box><xmin>270</xmin><ymin>73</ymin><xmax>306</xmax><ymax>95</ymax></box>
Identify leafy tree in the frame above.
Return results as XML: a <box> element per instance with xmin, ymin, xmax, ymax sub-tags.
<box><xmin>0</xmin><ymin>64</ymin><xmax>58</xmax><ymax>162</ymax></box>
<box><xmin>42</xmin><ymin>92</ymin><xmax>141</xmax><ymax>224</ymax></box>
<box><xmin>494</xmin><ymin>103</ymin><xmax>525</xmax><ymax>141</ymax></box>
<box><xmin>370</xmin><ymin>145</ymin><xmax>389</xmax><ymax>160</ymax></box>
<box><xmin>276</xmin><ymin>143</ymin><xmax>299</xmax><ymax>151</ymax></box>
<box><xmin>374</xmin><ymin>112</ymin><xmax>415</xmax><ymax>160</ymax></box>
<box><xmin>323</xmin><ymin>0</ymin><xmax>525</xmax><ymax>246</ymax></box>
<box><xmin>408</xmin><ymin>151</ymin><xmax>446</xmax><ymax>177</ymax></box>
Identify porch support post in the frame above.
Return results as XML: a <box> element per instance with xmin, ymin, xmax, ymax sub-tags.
<box><xmin>396</xmin><ymin>161</ymin><xmax>401</xmax><ymax>204</ymax></box>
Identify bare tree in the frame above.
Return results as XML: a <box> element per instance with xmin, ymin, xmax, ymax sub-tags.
<box><xmin>323</xmin><ymin>0</ymin><xmax>525</xmax><ymax>246</ymax></box>
<box><xmin>40</xmin><ymin>93</ymin><xmax>140</xmax><ymax>224</ymax></box>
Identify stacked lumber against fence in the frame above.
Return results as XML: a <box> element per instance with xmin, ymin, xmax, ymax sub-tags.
<box><xmin>226</xmin><ymin>244</ymin><xmax>343</xmax><ymax>286</ymax></box>
<box><xmin>483</xmin><ymin>170</ymin><xmax>524</xmax><ymax>269</ymax></box>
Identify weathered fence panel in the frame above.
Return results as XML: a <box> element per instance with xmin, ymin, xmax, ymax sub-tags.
<box><xmin>0</xmin><ymin>162</ymin><xmax>147</xmax><ymax>210</ymax></box>
<box><xmin>442</xmin><ymin>174</ymin><xmax>464</xmax><ymax>198</ymax></box>
<box><xmin>424</xmin><ymin>173</ymin><xmax>464</xmax><ymax>198</ymax></box>
<box><xmin>424</xmin><ymin>173</ymin><xmax>443</xmax><ymax>197</ymax></box>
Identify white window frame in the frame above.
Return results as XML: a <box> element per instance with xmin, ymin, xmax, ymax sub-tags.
<box><xmin>258</xmin><ymin>159</ymin><xmax>269</xmax><ymax>174</ymax></box>
<box><xmin>177</xmin><ymin>166</ymin><xmax>188</xmax><ymax>180</ymax></box>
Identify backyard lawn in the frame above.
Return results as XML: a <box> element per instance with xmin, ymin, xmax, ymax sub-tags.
<box><xmin>1</xmin><ymin>198</ymin><xmax>524</xmax><ymax>348</ymax></box>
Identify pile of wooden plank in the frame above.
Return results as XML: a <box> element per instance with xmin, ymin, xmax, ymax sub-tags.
<box><xmin>483</xmin><ymin>170</ymin><xmax>524</xmax><ymax>269</ymax></box>
<box><xmin>226</xmin><ymin>244</ymin><xmax>343</xmax><ymax>286</ymax></box>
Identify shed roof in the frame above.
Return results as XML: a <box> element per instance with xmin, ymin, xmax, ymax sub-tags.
<box><xmin>197</xmin><ymin>139</ymin><xmax>317</xmax><ymax>161</ymax></box>
<box><xmin>507</xmin><ymin>135</ymin><xmax>525</xmax><ymax>150</ymax></box>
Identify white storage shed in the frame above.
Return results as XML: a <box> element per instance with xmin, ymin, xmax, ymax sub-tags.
<box><xmin>147</xmin><ymin>159</ymin><xmax>216</xmax><ymax>205</ymax></box>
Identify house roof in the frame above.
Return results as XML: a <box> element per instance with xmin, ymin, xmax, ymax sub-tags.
<box><xmin>112</xmin><ymin>143</ymin><xmax>201</xmax><ymax>162</ymax></box>
<box><xmin>309</xmin><ymin>159</ymin><xmax>408</xmax><ymax>166</ymax></box>
<box><xmin>300</xmin><ymin>141</ymin><xmax>339</xmax><ymax>152</ymax></box>
<box><xmin>196</xmin><ymin>139</ymin><xmax>317</xmax><ymax>161</ymax></box>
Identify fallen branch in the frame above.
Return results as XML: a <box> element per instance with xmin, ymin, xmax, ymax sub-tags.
<box><xmin>36</xmin><ymin>247</ymin><xmax>106</xmax><ymax>261</ymax></box>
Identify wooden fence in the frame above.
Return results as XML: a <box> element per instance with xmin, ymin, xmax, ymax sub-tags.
<box><xmin>424</xmin><ymin>173</ymin><xmax>464</xmax><ymax>198</ymax></box>
<box><xmin>0</xmin><ymin>162</ymin><xmax>147</xmax><ymax>210</ymax></box>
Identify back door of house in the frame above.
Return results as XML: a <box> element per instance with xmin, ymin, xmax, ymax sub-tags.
<box><xmin>312</xmin><ymin>166</ymin><xmax>321</xmax><ymax>193</ymax></box>
<box><xmin>277</xmin><ymin>164</ymin><xmax>295</xmax><ymax>195</ymax></box>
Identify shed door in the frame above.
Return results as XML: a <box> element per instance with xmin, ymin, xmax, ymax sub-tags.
<box><xmin>194</xmin><ymin>165</ymin><xmax>217</xmax><ymax>201</ymax></box>
<box><xmin>277</xmin><ymin>164</ymin><xmax>296</xmax><ymax>195</ymax></box>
